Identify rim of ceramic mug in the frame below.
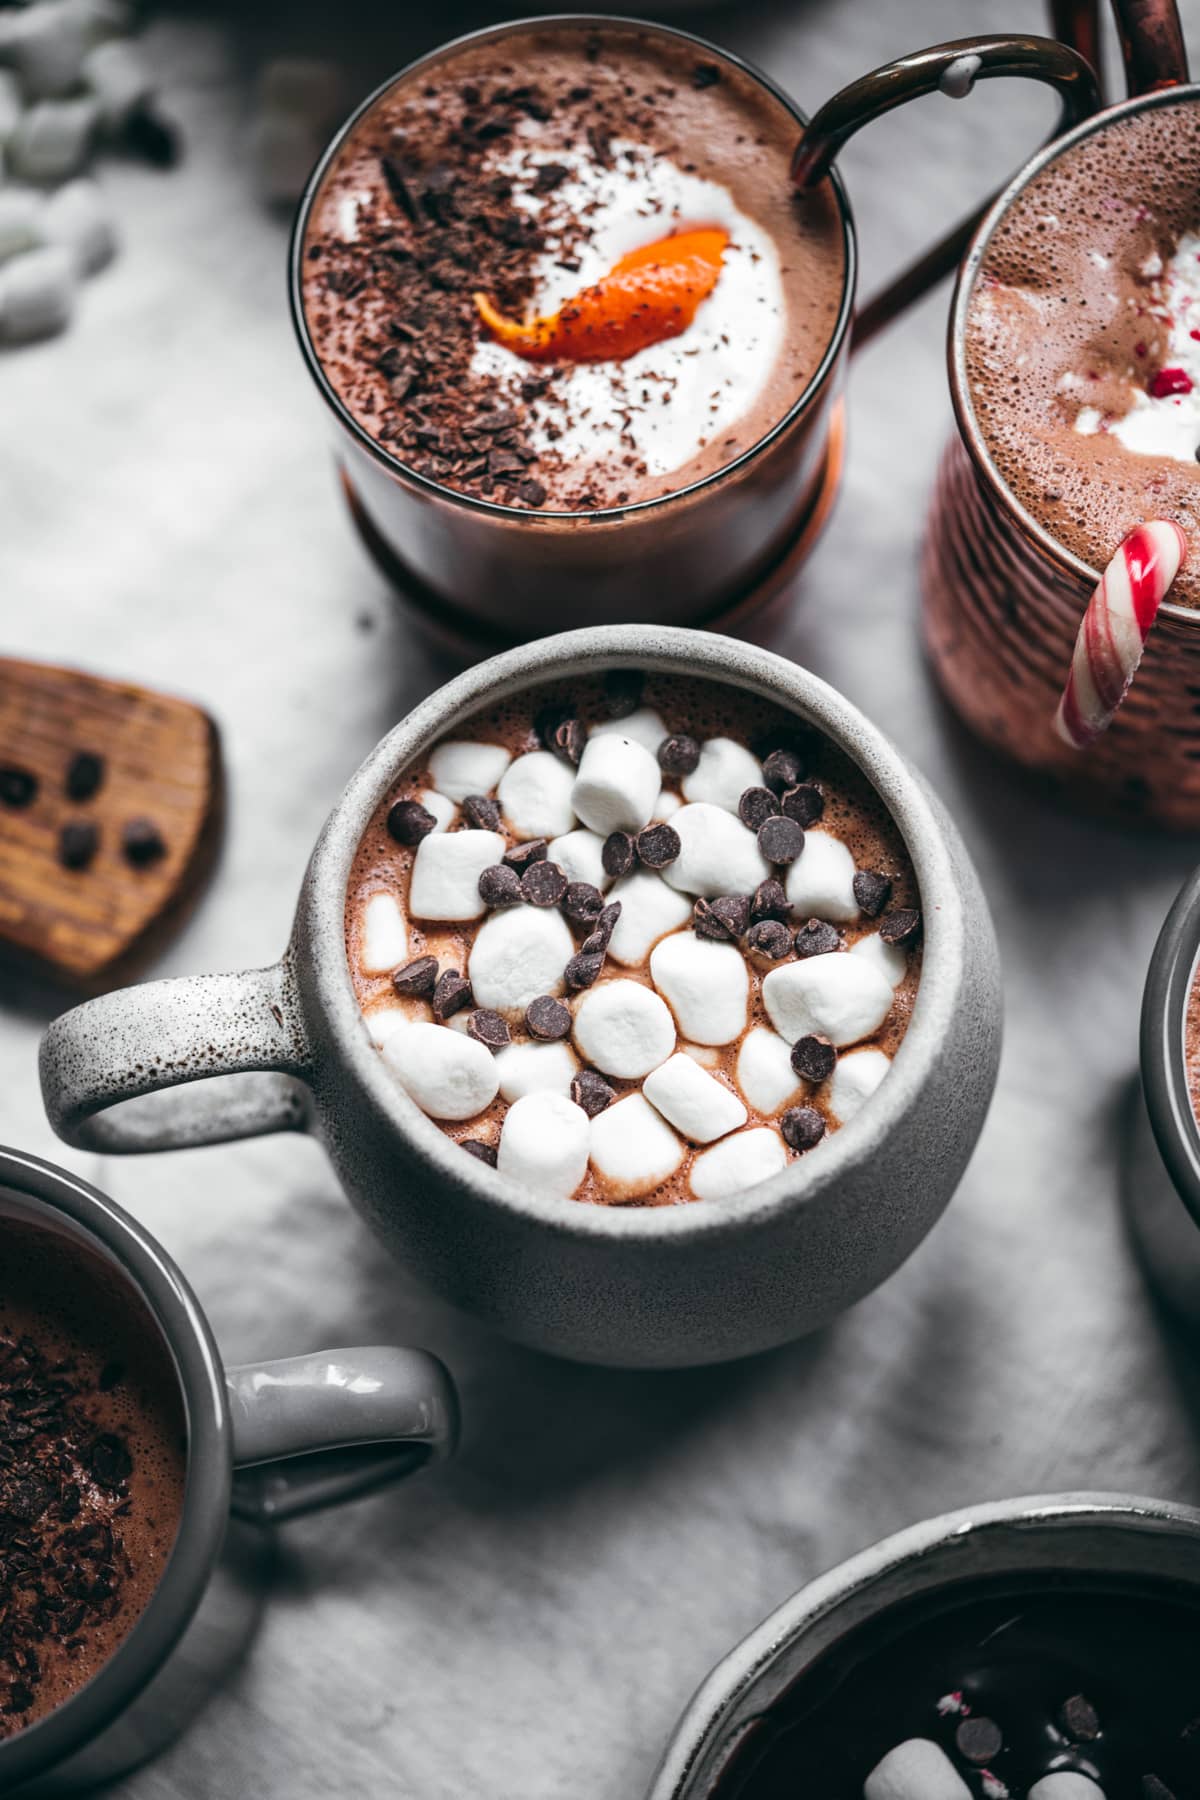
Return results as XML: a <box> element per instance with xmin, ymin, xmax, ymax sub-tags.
<box><xmin>288</xmin><ymin>13</ymin><xmax>857</xmax><ymax>526</ymax></box>
<box><xmin>0</xmin><ymin>1146</ymin><xmax>230</xmax><ymax>1791</ymax></box>
<box><xmin>949</xmin><ymin>82</ymin><xmax>1200</xmax><ymax>630</ymax></box>
<box><xmin>646</xmin><ymin>1490</ymin><xmax>1200</xmax><ymax>1799</ymax></box>
<box><xmin>301</xmin><ymin>624</ymin><xmax>973</xmax><ymax>1242</ymax></box>
<box><xmin>1140</xmin><ymin>861</ymin><xmax>1200</xmax><ymax>1230</ymax></box>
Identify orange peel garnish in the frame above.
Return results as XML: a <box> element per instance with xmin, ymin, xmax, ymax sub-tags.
<box><xmin>473</xmin><ymin>227</ymin><xmax>729</xmax><ymax>364</ymax></box>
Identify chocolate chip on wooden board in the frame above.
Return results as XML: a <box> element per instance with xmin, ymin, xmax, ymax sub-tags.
<box><xmin>0</xmin><ymin>766</ymin><xmax>37</xmax><ymax>808</ymax></box>
<box><xmin>387</xmin><ymin>798</ymin><xmax>437</xmax><ymax>845</ymax></box>
<box><xmin>791</xmin><ymin>1035</ymin><xmax>835</xmax><ymax>1083</ymax></box>
<box><xmin>657</xmin><ymin>733</ymin><xmax>700</xmax><ymax>776</ymax></box>
<box><xmin>65</xmin><ymin>750</ymin><xmax>105</xmax><ymax>801</ymax></box>
<box><xmin>525</xmin><ymin>995</ymin><xmax>571</xmax><ymax>1040</ymax></box>
<box><xmin>122</xmin><ymin>818</ymin><xmax>167</xmax><ymax>867</ymax></box>
<box><xmin>432</xmin><ymin>970</ymin><xmax>472</xmax><ymax>1019</ymax></box>
<box><xmin>393</xmin><ymin>954</ymin><xmax>438</xmax><ymax>998</ymax></box>
<box><xmin>571</xmin><ymin>1069</ymin><xmax>615</xmax><ymax>1116</ymax></box>
<box><xmin>853</xmin><ymin>869</ymin><xmax>892</xmax><ymax>917</ymax></box>
<box><xmin>59</xmin><ymin>820</ymin><xmax>99</xmax><ymax>869</ymax></box>
<box><xmin>479</xmin><ymin>863</ymin><xmax>522</xmax><ymax>908</ymax></box>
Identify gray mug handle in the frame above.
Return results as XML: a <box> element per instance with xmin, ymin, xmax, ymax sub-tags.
<box><xmin>38</xmin><ymin>961</ymin><xmax>312</xmax><ymax>1153</ymax></box>
<box><xmin>226</xmin><ymin>1346</ymin><xmax>459</xmax><ymax>1523</ymax></box>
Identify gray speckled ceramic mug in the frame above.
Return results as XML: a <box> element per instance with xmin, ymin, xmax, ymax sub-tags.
<box><xmin>39</xmin><ymin>627</ymin><xmax>1002</xmax><ymax>1368</ymax></box>
<box><xmin>0</xmin><ymin>1146</ymin><xmax>458</xmax><ymax>1798</ymax></box>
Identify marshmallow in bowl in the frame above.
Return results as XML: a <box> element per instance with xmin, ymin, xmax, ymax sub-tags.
<box><xmin>468</xmin><ymin>905</ymin><xmax>574</xmax><ymax>1015</ymax></box>
<box><xmin>358</xmin><ymin>891</ymin><xmax>408</xmax><ymax>974</ymax></box>
<box><xmin>427</xmin><ymin>739</ymin><xmax>512</xmax><ymax>802</ymax></box>
<box><xmin>364</xmin><ymin>1002</ymin><xmax>424</xmax><ymax>1048</ymax></box>
<box><xmin>653</xmin><ymin>788</ymin><xmax>682</xmax><ymax>820</ymax></box>
<box><xmin>494</xmin><ymin>1039</ymin><xmax>578</xmax><ymax>1102</ymax></box>
<box><xmin>785</xmin><ymin>829</ymin><xmax>860</xmax><ymax>923</ymax></box>
<box><xmin>497</xmin><ymin>750</ymin><xmax>577</xmax><ymax>839</ymax></box>
<box><xmin>605</xmin><ymin>869</ymin><xmax>692</xmax><ymax>966</ymax></box>
<box><xmin>662</xmin><ymin>802</ymin><xmax>770</xmax><ymax>898</ymax></box>
<box><xmin>864</xmin><ymin>1740</ymin><xmax>971</xmax><ymax>1800</ymax></box>
<box><xmin>571</xmin><ymin>732</ymin><xmax>661</xmax><ymax>836</ymax></box>
<box><xmin>409</xmin><ymin>829</ymin><xmax>506</xmax><ymax>920</ymax></box>
<box><xmin>572</xmin><ymin>978</ymin><xmax>675</xmax><ymax>1078</ymax></box>
<box><xmin>682</xmin><ymin>736</ymin><xmax>763</xmax><ymax>813</ymax></box>
<box><xmin>649</xmin><ymin>931</ymin><xmax>748</xmax><ymax>1045</ymax></box>
<box><xmin>589</xmin><ymin>1092</ymin><xmax>684</xmax><ymax>1196</ymax></box>
<box><xmin>643</xmin><ymin>1053</ymin><xmax>746</xmax><ymax>1143</ymax></box>
<box><xmin>1028</xmin><ymin>1778</ymin><xmax>1107</xmax><ymax>1800</ymax></box>
<box><xmin>828</xmin><ymin>1049</ymin><xmax>891</xmax><ymax>1124</ymax></box>
<box><xmin>590</xmin><ymin>707</ymin><xmax>667</xmax><ymax>757</ymax></box>
<box><xmin>417</xmin><ymin>788</ymin><xmax>457</xmax><ymax>832</ymax></box>
<box><xmin>851</xmin><ymin>930</ymin><xmax>908</xmax><ymax>988</ymax></box>
<box><xmin>381</xmin><ymin>1022</ymin><xmax>499</xmax><ymax>1120</ymax></box>
<box><xmin>690</xmin><ymin>1127</ymin><xmax>787</xmax><ymax>1201</ymax></box>
<box><xmin>548</xmin><ymin>827</ymin><xmax>611</xmax><ymax>892</ymax></box>
<box><xmin>736</xmin><ymin>1026</ymin><xmax>803</xmax><ymax>1115</ymax></box>
<box><xmin>763</xmin><ymin>957</ymin><xmax>893</xmax><ymax>1048</ymax></box>
<box><xmin>498</xmin><ymin>1092</ymin><xmax>590</xmax><ymax>1196</ymax></box>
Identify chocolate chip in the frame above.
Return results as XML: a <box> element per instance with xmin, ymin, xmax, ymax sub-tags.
<box><xmin>955</xmin><ymin>1717</ymin><xmax>1002</xmax><ymax>1766</ymax></box>
<box><xmin>791</xmin><ymin>1035</ymin><xmax>835</xmax><ymax>1083</ymax></box>
<box><xmin>750</xmin><ymin>879</ymin><xmax>789</xmax><ymax>923</ymax></box>
<box><xmin>794</xmin><ymin>919</ymin><xmax>841</xmax><ymax>959</ymax></box>
<box><xmin>122</xmin><ymin>817</ymin><xmax>166</xmax><ymax>867</ymax></box>
<box><xmin>534</xmin><ymin>703</ymin><xmax>569</xmax><ymax>749</ymax></box>
<box><xmin>479</xmin><ymin>863</ymin><xmax>522</xmax><ymax>908</ymax></box>
<box><xmin>432</xmin><ymin>970</ymin><xmax>472</xmax><ymax>1019</ymax></box>
<box><xmin>636</xmin><ymin>822</ymin><xmax>680</xmax><ymax>869</ymax></box>
<box><xmin>392</xmin><ymin>954</ymin><xmax>438</xmax><ymax>997</ymax></box>
<box><xmin>467</xmin><ymin>1008</ymin><xmax>510</xmax><ymax>1049</ymax></box>
<box><xmin>551</xmin><ymin>717</ymin><xmax>586</xmax><ymax>767</ymax></box>
<box><xmin>521</xmin><ymin>860</ymin><xmax>567</xmax><ymax>906</ymax></box>
<box><xmin>602</xmin><ymin>831</ymin><xmax>635</xmax><ymax>878</ymax></box>
<box><xmin>98</xmin><ymin>1361</ymin><xmax>125</xmax><ymax>1391</ymax></box>
<box><xmin>1058</xmin><ymin>1694</ymin><xmax>1100</xmax><ymax>1741</ymax></box>
<box><xmin>7</xmin><ymin>1682</ymin><xmax>34</xmax><ymax>1714</ymax></box>
<box><xmin>6</xmin><ymin>1476</ymin><xmax>51</xmax><ymax>1522</ymax></box>
<box><xmin>562</xmin><ymin>881</ymin><xmax>603</xmax><ymax>926</ymax></box>
<box><xmin>781</xmin><ymin>1106</ymin><xmax>825</xmax><ymax>1152</ymax></box>
<box><xmin>657</xmin><ymin>734</ymin><xmax>700</xmax><ymax>776</ymax></box>
<box><xmin>89</xmin><ymin>1433</ymin><xmax>132</xmax><ymax>1489</ymax></box>
<box><xmin>781</xmin><ymin>783</ymin><xmax>824</xmax><ymax>826</ymax></box>
<box><xmin>762</xmin><ymin>748</ymin><xmax>803</xmax><ymax>794</ymax></box>
<box><xmin>462</xmin><ymin>793</ymin><xmax>501</xmax><ymax>831</ymax></box>
<box><xmin>565</xmin><ymin>951</ymin><xmax>604</xmax><ymax>991</ymax></box>
<box><xmin>692</xmin><ymin>61</ymin><xmax>721</xmax><ymax>87</ymax></box>
<box><xmin>758</xmin><ymin>815</ymin><xmax>804</xmax><ymax>865</ymax></box>
<box><xmin>59</xmin><ymin>820</ymin><xmax>99</xmax><ymax>869</ymax></box>
<box><xmin>571</xmin><ymin>1069</ymin><xmax>615</xmax><ymax>1116</ymax></box>
<box><xmin>738</xmin><ymin>786</ymin><xmax>780</xmax><ymax>831</ymax></box>
<box><xmin>0</xmin><ymin>766</ymin><xmax>37</xmax><ymax>808</ymax></box>
<box><xmin>66</xmin><ymin>750</ymin><xmax>104</xmax><ymax>801</ymax></box>
<box><xmin>503</xmin><ymin>838</ymin><xmax>547</xmax><ymax>872</ymax></box>
<box><xmin>879</xmin><ymin>907</ymin><xmax>921</xmax><ymax>946</ymax></box>
<box><xmin>745</xmin><ymin>919</ymin><xmax>791</xmax><ymax>960</ymax></box>
<box><xmin>694</xmin><ymin>895</ymin><xmax>749</xmax><ymax>941</ymax></box>
<box><xmin>853</xmin><ymin>869</ymin><xmax>893</xmax><ymax>918</ymax></box>
<box><xmin>387</xmin><ymin>799</ymin><xmax>437</xmax><ymax>845</ymax></box>
<box><xmin>603</xmin><ymin>669</ymin><xmax>644</xmax><ymax>718</ymax></box>
<box><xmin>593</xmin><ymin>901</ymin><xmax>621</xmax><ymax>945</ymax></box>
<box><xmin>462</xmin><ymin>1138</ymin><xmax>498</xmax><ymax>1167</ymax></box>
<box><xmin>526</xmin><ymin>995</ymin><xmax>571</xmax><ymax>1040</ymax></box>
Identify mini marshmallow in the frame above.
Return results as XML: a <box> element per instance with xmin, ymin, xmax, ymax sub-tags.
<box><xmin>682</xmin><ymin>1043</ymin><xmax>720</xmax><ymax>1068</ymax></box>
<box><xmin>0</xmin><ymin>188</ymin><xmax>43</xmax><ymax>263</ymax></box>
<box><xmin>497</xmin><ymin>750</ymin><xmax>578</xmax><ymax>840</ymax></box>
<box><xmin>0</xmin><ymin>70</ymin><xmax>21</xmax><ymax>147</ymax></box>
<box><xmin>785</xmin><ymin>829</ymin><xmax>860</xmax><ymax>924</ymax></box>
<box><xmin>643</xmin><ymin>1053</ymin><xmax>746</xmax><ymax>1144</ymax></box>
<box><xmin>468</xmin><ymin>904</ymin><xmax>574</xmax><ymax>1016</ymax></box>
<box><xmin>417</xmin><ymin>788</ymin><xmax>456</xmax><ymax>832</ymax></box>
<box><xmin>605</xmin><ymin>869</ymin><xmax>692</xmax><ymax>966</ymax></box>
<box><xmin>589</xmin><ymin>1092</ymin><xmax>683</xmax><ymax>1197</ymax></box>
<box><xmin>359</xmin><ymin>891</ymin><xmax>407</xmax><ymax>974</ymax></box>
<box><xmin>427</xmin><ymin>739</ymin><xmax>512</xmax><ymax>804</ymax></box>
<box><xmin>591</xmin><ymin>706</ymin><xmax>667</xmax><ymax>757</ymax></box>
<box><xmin>494</xmin><ymin>1039</ymin><xmax>577</xmax><ymax>1103</ymax></box>
<box><xmin>548</xmin><ymin>827</ymin><xmax>611</xmax><ymax>893</ymax></box>
<box><xmin>682</xmin><ymin>736</ymin><xmax>764</xmax><ymax>813</ymax></box>
<box><xmin>408</xmin><ymin>829</ymin><xmax>505</xmax><ymax>921</ymax></box>
<box><xmin>572</xmin><ymin>978</ymin><xmax>675</xmax><ymax>1079</ymax></box>
<box><xmin>82</xmin><ymin>37</ymin><xmax>151</xmax><ymax>131</ymax></box>
<box><xmin>364</xmin><ymin>999</ymin><xmax>428</xmax><ymax>1046</ymax></box>
<box><xmin>41</xmin><ymin>177</ymin><xmax>114</xmax><ymax>275</ymax></box>
<box><xmin>828</xmin><ymin>1050</ymin><xmax>891</xmax><ymax>1124</ymax></box>
<box><xmin>850</xmin><ymin>931</ymin><xmax>908</xmax><ymax>988</ymax></box>
<box><xmin>8</xmin><ymin>97</ymin><xmax>99</xmax><ymax>182</ymax></box>
<box><xmin>1028</xmin><ymin>1777</ymin><xmax>1106</xmax><ymax>1800</ymax></box>
<box><xmin>497</xmin><ymin>1092</ymin><xmax>590</xmax><ymax>1197</ymax></box>
<box><xmin>736</xmin><ymin>1026</ymin><xmax>803</xmax><ymax>1115</ymax></box>
<box><xmin>864</xmin><ymin>1740</ymin><xmax>971</xmax><ymax>1800</ymax></box>
<box><xmin>762</xmin><ymin>957</ymin><xmax>893</xmax><ymax>1048</ymax></box>
<box><xmin>662</xmin><ymin>803</ymin><xmax>770</xmax><ymax>899</ymax></box>
<box><xmin>381</xmin><ymin>1022</ymin><xmax>498</xmax><ymax>1121</ymax></box>
<box><xmin>689</xmin><ymin>1127</ymin><xmax>787</xmax><ymax>1202</ymax></box>
<box><xmin>571</xmin><ymin>733</ymin><xmax>661</xmax><ymax>836</ymax></box>
<box><xmin>653</xmin><ymin>788</ymin><xmax>682</xmax><ymax>820</ymax></box>
<box><xmin>4</xmin><ymin>3</ymin><xmax>90</xmax><ymax>99</ymax></box>
<box><xmin>649</xmin><ymin>931</ymin><xmax>748</xmax><ymax>1046</ymax></box>
<box><xmin>0</xmin><ymin>244</ymin><xmax>74</xmax><ymax>340</ymax></box>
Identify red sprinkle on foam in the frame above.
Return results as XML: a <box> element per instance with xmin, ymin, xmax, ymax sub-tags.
<box><xmin>1190</xmin><ymin>328</ymin><xmax>1200</xmax><ymax>341</ymax></box>
<box><xmin>1135</xmin><ymin>341</ymin><xmax>1147</xmax><ymax>357</ymax></box>
<box><xmin>1150</xmin><ymin>366</ymin><xmax>1194</xmax><ymax>398</ymax></box>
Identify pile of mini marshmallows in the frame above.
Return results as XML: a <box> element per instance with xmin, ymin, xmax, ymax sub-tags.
<box><xmin>357</xmin><ymin>688</ymin><xmax>919</xmax><ymax>1204</ymax></box>
<box><xmin>0</xmin><ymin>0</ymin><xmax>169</xmax><ymax>341</ymax></box>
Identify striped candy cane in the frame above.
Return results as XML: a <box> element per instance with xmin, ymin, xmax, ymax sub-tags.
<box><xmin>1054</xmin><ymin>520</ymin><xmax>1189</xmax><ymax>749</ymax></box>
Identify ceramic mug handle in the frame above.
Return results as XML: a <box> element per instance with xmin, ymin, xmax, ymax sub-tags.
<box><xmin>39</xmin><ymin>961</ymin><xmax>311</xmax><ymax>1152</ymax></box>
<box><xmin>227</xmin><ymin>1346</ymin><xmax>459</xmax><ymax>1523</ymax></box>
<box><xmin>792</xmin><ymin>34</ymin><xmax>1102</xmax><ymax>349</ymax></box>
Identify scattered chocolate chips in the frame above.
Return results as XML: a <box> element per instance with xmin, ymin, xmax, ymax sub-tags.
<box><xmin>955</xmin><ymin>1717</ymin><xmax>1003</xmax><ymax>1765</ymax></box>
<box><xmin>562</xmin><ymin>881</ymin><xmax>603</xmax><ymax>926</ymax></box>
<box><xmin>461</xmin><ymin>1138</ymin><xmax>497</xmax><ymax>1167</ymax></box>
<box><xmin>879</xmin><ymin>907</ymin><xmax>921</xmax><ymax>946</ymax></box>
<box><xmin>387</xmin><ymin>798</ymin><xmax>437</xmax><ymax>846</ymax></box>
<box><xmin>738</xmin><ymin>786</ymin><xmax>780</xmax><ymax>831</ymax></box>
<box><xmin>602</xmin><ymin>831</ymin><xmax>635</xmax><ymax>878</ymax></box>
<box><xmin>65</xmin><ymin>750</ymin><xmax>105</xmax><ymax>801</ymax></box>
<box><xmin>467</xmin><ymin>1009</ymin><xmax>510</xmax><ymax>1049</ymax></box>
<box><xmin>745</xmin><ymin>920</ymin><xmax>792</xmax><ymax>960</ymax></box>
<box><xmin>479</xmin><ymin>863</ymin><xmax>522</xmax><ymax>909</ymax></box>
<box><xmin>503</xmin><ymin>838</ymin><xmax>547</xmax><ymax>873</ymax></box>
<box><xmin>757</xmin><ymin>815</ymin><xmax>804</xmax><ymax>865</ymax></box>
<box><xmin>462</xmin><ymin>793</ymin><xmax>501</xmax><ymax>831</ymax></box>
<box><xmin>121</xmin><ymin>817</ymin><xmax>166</xmax><ymax>867</ymax></box>
<box><xmin>657</xmin><ymin>734</ymin><xmax>700</xmax><ymax>776</ymax></box>
<box><xmin>432</xmin><ymin>970</ymin><xmax>472</xmax><ymax>1019</ymax></box>
<box><xmin>571</xmin><ymin>1069</ymin><xmax>615</xmax><ymax>1117</ymax></box>
<box><xmin>791</xmin><ymin>1035</ymin><xmax>836</xmax><ymax>1083</ymax></box>
<box><xmin>750</xmin><ymin>879</ymin><xmax>789</xmax><ymax>923</ymax></box>
<box><xmin>636</xmin><ymin>822</ymin><xmax>680</xmax><ymax>869</ymax></box>
<box><xmin>781</xmin><ymin>1106</ymin><xmax>826</xmax><ymax>1152</ymax></box>
<box><xmin>526</xmin><ymin>995</ymin><xmax>571</xmax><ymax>1040</ymax></box>
<box><xmin>58</xmin><ymin>820</ymin><xmax>98</xmax><ymax>870</ymax></box>
<box><xmin>392</xmin><ymin>954</ymin><xmax>438</xmax><ymax>998</ymax></box>
<box><xmin>694</xmin><ymin>895</ymin><xmax>749</xmax><ymax>941</ymax></box>
<box><xmin>551</xmin><ymin>717</ymin><xmax>586</xmax><ymax>767</ymax></box>
<box><xmin>89</xmin><ymin>1433</ymin><xmax>133</xmax><ymax>1489</ymax></box>
<box><xmin>794</xmin><ymin>919</ymin><xmax>841</xmax><ymax>959</ymax></box>
<box><xmin>592</xmin><ymin>901</ymin><xmax>621</xmax><ymax>945</ymax></box>
<box><xmin>1057</xmin><ymin>1694</ymin><xmax>1100</xmax><ymax>1741</ymax></box>
<box><xmin>565</xmin><ymin>950</ymin><xmax>604</xmax><ymax>991</ymax></box>
<box><xmin>762</xmin><ymin>748</ymin><xmax>803</xmax><ymax>794</ymax></box>
<box><xmin>853</xmin><ymin>869</ymin><xmax>893</xmax><ymax>918</ymax></box>
<box><xmin>521</xmin><ymin>860</ymin><xmax>567</xmax><ymax>907</ymax></box>
<box><xmin>781</xmin><ymin>783</ymin><xmax>824</xmax><ymax>826</ymax></box>
<box><xmin>0</xmin><ymin>766</ymin><xmax>37</xmax><ymax>809</ymax></box>
<box><xmin>603</xmin><ymin>669</ymin><xmax>643</xmax><ymax>718</ymax></box>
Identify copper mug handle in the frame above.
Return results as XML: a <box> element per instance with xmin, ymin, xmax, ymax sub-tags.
<box><xmin>1051</xmin><ymin>0</ymin><xmax>1189</xmax><ymax>99</ymax></box>
<box><xmin>792</xmin><ymin>35</ymin><xmax>1101</xmax><ymax>351</ymax></box>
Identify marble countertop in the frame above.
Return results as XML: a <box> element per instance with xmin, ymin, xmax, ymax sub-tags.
<box><xmin>6</xmin><ymin>1</ymin><xmax>1200</xmax><ymax>1794</ymax></box>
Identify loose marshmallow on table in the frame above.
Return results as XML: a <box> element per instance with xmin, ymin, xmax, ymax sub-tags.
<box><xmin>427</xmin><ymin>739</ymin><xmax>512</xmax><ymax>803</ymax></box>
<box><xmin>381</xmin><ymin>1022</ymin><xmax>499</xmax><ymax>1121</ymax></box>
<box><xmin>1028</xmin><ymin>1778</ymin><xmax>1106</xmax><ymax>1800</ymax></box>
<box><xmin>497</xmin><ymin>1091</ymin><xmax>590</xmax><ymax>1196</ymax></box>
<box><xmin>785</xmin><ymin>829</ymin><xmax>860</xmax><ymax>924</ymax></box>
<box><xmin>864</xmin><ymin>1739</ymin><xmax>971</xmax><ymax>1800</ymax></box>
<box><xmin>8</xmin><ymin>97</ymin><xmax>99</xmax><ymax>181</ymax></box>
<box><xmin>763</xmin><ymin>957</ymin><xmax>893</xmax><ymax>1049</ymax></box>
<box><xmin>417</xmin><ymin>788</ymin><xmax>456</xmax><ymax>832</ymax></box>
<box><xmin>571</xmin><ymin>733</ymin><xmax>661</xmax><ymax>836</ymax></box>
<box><xmin>468</xmin><ymin>904</ymin><xmax>574</xmax><ymax>1016</ymax></box>
<box><xmin>689</xmin><ymin>1127</ymin><xmax>787</xmax><ymax>1202</ymax></box>
<box><xmin>494</xmin><ymin>1039</ymin><xmax>577</xmax><ymax>1103</ymax></box>
<box><xmin>0</xmin><ymin>189</ymin><xmax>43</xmax><ymax>263</ymax></box>
<box><xmin>662</xmin><ymin>803</ymin><xmax>770</xmax><ymax>899</ymax></box>
<box><xmin>41</xmin><ymin>178</ymin><xmax>115</xmax><ymax>274</ymax></box>
<box><xmin>0</xmin><ymin>244</ymin><xmax>75</xmax><ymax>340</ymax></box>
<box><xmin>736</xmin><ymin>1026</ymin><xmax>803</xmax><ymax>1115</ymax></box>
<box><xmin>605</xmin><ymin>869</ymin><xmax>692</xmax><ymax>966</ymax></box>
<box><xmin>572</xmin><ymin>978</ymin><xmax>676</xmax><ymax>1079</ymax></box>
<box><xmin>359</xmin><ymin>891</ymin><xmax>407</xmax><ymax>974</ymax></box>
<box><xmin>590</xmin><ymin>1092</ymin><xmax>683</xmax><ymax>1197</ymax></box>
<box><xmin>497</xmin><ymin>750</ymin><xmax>577</xmax><ymax>840</ymax></box>
<box><xmin>548</xmin><ymin>827</ymin><xmax>610</xmax><ymax>892</ymax></box>
<box><xmin>682</xmin><ymin>737</ymin><xmax>763</xmax><ymax>814</ymax></box>
<box><xmin>643</xmin><ymin>1053</ymin><xmax>746</xmax><ymax>1144</ymax></box>
<box><xmin>649</xmin><ymin>931</ymin><xmax>748</xmax><ymax>1045</ymax></box>
<box><xmin>851</xmin><ymin>930</ymin><xmax>908</xmax><ymax>988</ymax></box>
<box><xmin>408</xmin><ymin>829</ymin><xmax>505</xmax><ymax>921</ymax></box>
<box><xmin>590</xmin><ymin>707</ymin><xmax>667</xmax><ymax>758</ymax></box>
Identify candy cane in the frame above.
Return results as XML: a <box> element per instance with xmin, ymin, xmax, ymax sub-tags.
<box><xmin>1054</xmin><ymin>520</ymin><xmax>1188</xmax><ymax>749</ymax></box>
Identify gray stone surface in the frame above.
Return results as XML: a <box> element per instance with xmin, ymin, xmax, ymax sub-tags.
<box><xmin>4</xmin><ymin>2</ymin><xmax>1200</xmax><ymax>1795</ymax></box>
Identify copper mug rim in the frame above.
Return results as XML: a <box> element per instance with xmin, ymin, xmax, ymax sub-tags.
<box><xmin>948</xmin><ymin>80</ymin><xmax>1200</xmax><ymax>630</ymax></box>
<box><xmin>287</xmin><ymin>12</ymin><xmax>857</xmax><ymax>528</ymax></box>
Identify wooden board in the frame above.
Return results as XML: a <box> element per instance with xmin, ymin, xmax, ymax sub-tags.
<box><xmin>0</xmin><ymin>658</ymin><xmax>222</xmax><ymax>987</ymax></box>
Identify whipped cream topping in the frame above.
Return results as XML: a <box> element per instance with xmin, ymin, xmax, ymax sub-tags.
<box><xmin>1075</xmin><ymin>229</ymin><xmax>1200</xmax><ymax>462</ymax></box>
<box><xmin>469</xmin><ymin>137</ymin><xmax>785</xmax><ymax>490</ymax></box>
